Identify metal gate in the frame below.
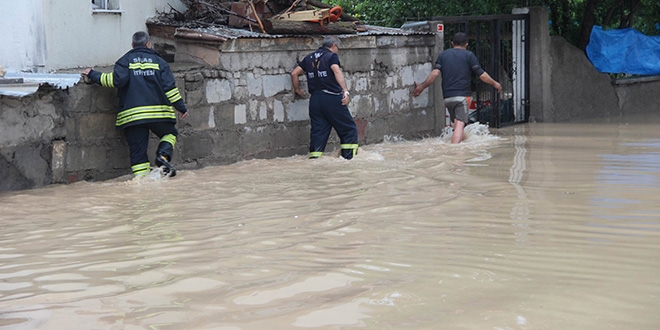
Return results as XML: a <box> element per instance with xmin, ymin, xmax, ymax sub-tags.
<box><xmin>437</xmin><ymin>14</ymin><xmax>530</xmax><ymax>128</ymax></box>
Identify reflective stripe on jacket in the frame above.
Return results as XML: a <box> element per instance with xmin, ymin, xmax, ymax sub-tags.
<box><xmin>88</xmin><ymin>47</ymin><xmax>187</xmax><ymax>129</ymax></box>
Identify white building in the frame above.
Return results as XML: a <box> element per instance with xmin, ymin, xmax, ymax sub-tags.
<box><xmin>0</xmin><ymin>0</ymin><xmax>185</xmax><ymax>73</ymax></box>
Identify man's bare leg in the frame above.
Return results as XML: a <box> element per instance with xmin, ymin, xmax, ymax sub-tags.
<box><xmin>451</xmin><ymin>119</ymin><xmax>467</xmax><ymax>144</ymax></box>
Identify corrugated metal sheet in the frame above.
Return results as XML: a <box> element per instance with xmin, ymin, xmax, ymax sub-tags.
<box><xmin>0</xmin><ymin>72</ymin><xmax>81</xmax><ymax>97</ymax></box>
<box><xmin>182</xmin><ymin>24</ymin><xmax>268</xmax><ymax>39</ymax></box>
<box><xmin>152</xmin><ymin>19</ymin><xmax>432</xmax><ymax>40</ymax></box>
<box><xmin>358</xmin><ymin>25</ymin><xmax>432</xmax><ymax>36</ymax></box>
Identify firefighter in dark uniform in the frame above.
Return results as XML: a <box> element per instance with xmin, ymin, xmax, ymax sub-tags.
<box><xmin>83</xmin><ymin>31</ymin><xmax>188</xmax><ymax>177</ymax></box>
<box><xmin>290</xmin><ymin>36</ymin><xmax>358</xmax><ymax>159</ymax></box>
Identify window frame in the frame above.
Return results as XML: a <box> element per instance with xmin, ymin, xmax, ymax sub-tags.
<box><xmin>91</xmin><ymin>0</ymin><xmax>122</xmax><ymax>14</ymax></box>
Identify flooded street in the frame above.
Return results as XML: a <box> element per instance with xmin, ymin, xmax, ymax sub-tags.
<box><xmin>1</xmin><ymin>118</ymin><xmax>659</xmax><ymax>330</ymax></box>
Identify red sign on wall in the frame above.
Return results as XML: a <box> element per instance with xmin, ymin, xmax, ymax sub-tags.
<box><xmin>437</xmin><ymin>24</ymin><xmax>444</xmax><ymax>32</ymax></box>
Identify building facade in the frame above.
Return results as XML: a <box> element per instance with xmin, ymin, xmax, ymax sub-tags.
<box><xmin>0</xmin><ymin>0</ymin><xmax>185</xmax><ymax>73</ymax></box>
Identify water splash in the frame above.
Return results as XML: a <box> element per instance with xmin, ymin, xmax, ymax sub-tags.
<box><xmin>383</xmin><ymin>135</ymin><xmax>407</xmax><ymax>143</ymax></box>
<box><xmin>117</xmin><ymin>167</ymin><xmax>170</xmax><ymax>186</ymax></box>
<box><xmin>439</xmin><ymin>123</ymin><xmax>500</xmax><ymax>144</ymax></box>
<box><xmin>149</xmin><ymin>167</ymin><xmax>165</xmax><ymax>180</ymax></box>
<box><xmin>464</xmin><ymin>123</ymin><xmax>494</xmax><ymax>138</ymax></box>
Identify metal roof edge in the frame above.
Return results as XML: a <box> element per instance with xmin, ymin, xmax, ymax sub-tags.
<box><xmin>0</xmin><ymin>72</ymin><xmax>82</xmax><ymax>97</ymax></box>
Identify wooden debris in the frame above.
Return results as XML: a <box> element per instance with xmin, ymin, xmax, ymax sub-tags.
<box><xmin>174</xmin><ymin>28</ymin><xmax>228</xmax><ymax>42</ymax></box>
<box><xmin>263</xmin><ymin>20</ymin><xmax>357</xmax><ymax>35</ymax></box>
<box><xmin>247</xmin><ymin>0</ymin><xmax>267</xmax><ymax>33</ymax></box>
<box><xmin>159</xmin><ymin>0</ymin><xmax>364</xmax><ymax>35</ymax></box>
<box><xmin>273</xmin><ymin>8</ymin><xmax>330</xmax><ymax>23</ymax></box>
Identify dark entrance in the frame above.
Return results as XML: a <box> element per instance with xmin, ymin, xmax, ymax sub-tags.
<box><xmin>437</xmin><ymin>13</ymin><xmax>530</xmax><ymax>128</ymax></box>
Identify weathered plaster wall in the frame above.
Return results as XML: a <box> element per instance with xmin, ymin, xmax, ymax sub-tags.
<box><xmin>0</xmin><ymin>0</ymin><xmax>46</xmax><ymax>72</ymax></box>
<box><xmin>0</xmin><ymin>0</ymin><xmax>185</xmax><ymax>72</ymax></box>
<box><xmin>44</xmin><ymin>0</ymin><xmax>187</xmax><ymax>71</ymax></box>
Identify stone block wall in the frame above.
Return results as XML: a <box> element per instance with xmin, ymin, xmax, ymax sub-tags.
<box><xmin>1</xmin><ymin>32</ymin><xmax>441</xmax><ymax>191</ymax></box>
<box><xmin>1</xmin><ymin>88</ymin><xmax>68</xmax><ymax>191</ymax></box>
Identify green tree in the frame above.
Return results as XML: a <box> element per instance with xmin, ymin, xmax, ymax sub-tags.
<box><xmin>321</xmin><ymin>0</ymin><xmax>660</xmax><ymax>50</ymax></box>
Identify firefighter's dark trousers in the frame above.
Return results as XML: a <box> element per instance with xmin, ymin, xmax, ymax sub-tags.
<box><xmin>123</xmin><ymin>122</ymin><xmax>178</xmax><ymax>176</ymax></box>
<box><xmin>308</xmin><ymin>91</ymin><xmax>358</xmax><ymax>159</ymax></box>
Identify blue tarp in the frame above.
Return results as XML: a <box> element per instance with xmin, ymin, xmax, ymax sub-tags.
<box><xmin>586</xmin><ymin>26</ymin><xmax>660</xmax><ymax>76</ymax></box>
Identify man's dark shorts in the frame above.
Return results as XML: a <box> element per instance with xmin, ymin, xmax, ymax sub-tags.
<box><xmin>444</xmin><ymin>96</ymin><xmax>470</xmax><ymax>124</ymax></box>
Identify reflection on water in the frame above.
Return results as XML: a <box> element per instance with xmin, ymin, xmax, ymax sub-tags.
<box><xmin>1</xmin><ymin>120</ymin><xmax>660</xmax><ymax>329</ymax></box>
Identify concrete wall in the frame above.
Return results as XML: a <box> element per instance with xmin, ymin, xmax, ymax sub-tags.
<box><xmin>0</xmin><ymin>0</ymin><xmax>185</xmax><ymax>72</ymax></box>
<box><xmin>527</xmin><ymin>6</ymin><xmax>553</xmax><ymax>123</ymax></box>
<box><xmin>1</xmin><ymin>32</ymin><xmax>442</xmax><ymax>191</ymax></box>
<box><xmin>527</xmin><ymin>6</ymin><xmax>658</xmax><ymax>123</ymax></box>
<box><xmin>0</xmin><ymin>0</ymin><xmax>46</xmax><ymax>72</ymax></box>
<box><xmin>547</xmin><ymin>36</ymin><xmax>620</xmax><ymax>122</ymax></box>
<box><xmin>613</xmin><ymin>76</ymin><xmax>660</xmax><ymax>116</ymax></box>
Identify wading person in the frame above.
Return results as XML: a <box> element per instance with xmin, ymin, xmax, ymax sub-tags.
<box><xmin>83</xmin><ymin>31</ymin><xmax>189</xmax><ymax>177</ymax></box>
<box><xmin>290</xmin><ymin>36</ymin><xmax>358</xmax><ymax>159</ymax></box>
<box><xmin>412</xmin><ymin>32</ymin><xmax>502</xmax><ymax>144</ymax></box>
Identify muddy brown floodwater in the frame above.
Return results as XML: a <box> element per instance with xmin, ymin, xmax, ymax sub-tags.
<box><xmin>1</xmin><ymin>116</ymin><xmax>659</xmax><ymax>330</ymax></box>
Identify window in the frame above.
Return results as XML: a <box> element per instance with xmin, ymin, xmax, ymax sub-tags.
<box><xmin>91</xmin><ymin>0</ymin><xmax>121</xmax><ymax>12</ymax></box>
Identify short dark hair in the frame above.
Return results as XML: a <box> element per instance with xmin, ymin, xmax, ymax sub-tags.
<box><xmin>452</xmin><ymin>32</ymin><xmax>468</xmax><ymax>46</ymax></box>
<box><xmin>321</xmin><ymin>36</ymin><xmax>340</xmax><ymax>49</ymax></box>
<box><xmin>132</xmin><ymin>31</ymin><xmax>150</xmax><ymax>47</ymax></box>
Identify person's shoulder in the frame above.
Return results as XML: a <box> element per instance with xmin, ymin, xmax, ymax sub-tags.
<box><xmin>115</xmin><ymin>50</ymin><xmax>134</xmax><ymax>64</ymax></box>
<box><xmin>465</xmin><ymin>49</ymin><xmax>479</xmax><ymax>59</ymax></box>
<box><xmin>439</xmin><ymin>48</ymin><xmax>456</xmax><ymax>59</ymax></box>
<box><xmin>300</xmin><ymin>52</ymin><xmax>313</xmax><ymax>64</ymax></box>
<box><xmin>456</xmin><ymin>47</ymin><xmax>475</xmax><ymax>55</ymax></box>
<box><xmin>325</xmin><ymin>50</ymin><xmax>339</xmax><ymax>61</ymax></box>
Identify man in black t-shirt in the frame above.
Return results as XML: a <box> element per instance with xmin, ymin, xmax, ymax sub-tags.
<box><xmin>290</xmin><ymin>36</ymin><xmax>358</xmax><ymax>159</ymax></box>
<box><xmin>413</xmin><ymin>32</ymin><xmax>501</xmax><ymax>143</ymax></box>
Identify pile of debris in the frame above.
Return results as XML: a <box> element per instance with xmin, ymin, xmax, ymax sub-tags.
<box><xmin>156</xmin><ymin>0</ymin><xmax>365</xmax><ymax>35</ymax></box>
